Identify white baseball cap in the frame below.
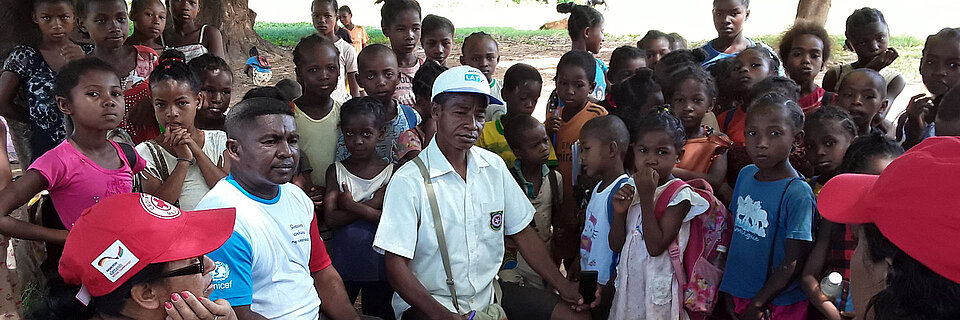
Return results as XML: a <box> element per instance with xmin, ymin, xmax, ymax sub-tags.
<box><xmin>431</xmin><ymin>66</ymin><xmax>503</xmax><ymax>105</ymax></box>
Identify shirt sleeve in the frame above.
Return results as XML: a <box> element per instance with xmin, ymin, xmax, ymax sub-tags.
<box><xmin>308</xmin><ymin>213</ymin><xmax>332</xmax><ymax>272</ymax></box>
<box><xmin>335</xmin><ymin>133</ymin><xmax>349</xmax><ymax>162</ymax></box>
<box><xmin>784</xmin><ymin>182</ymin><xmax>815</xmax><ymax>242</ymax></box>
<box><xmin>2</xmin><ymin>47</ymin><xmax>28</xmax><ymax>75</ymax></box>
<box><xmin>373</xmin><ymin>170</ymin><xmax>422</xmax><ymax>259</ymax></box>
<box><xmin>134</xmin><ymin>143</ymin><xmax>162</xmax><ymax>179</ymax></box>
<box><xmin>343</xmin><ymin>44</ymin><xmax>358</xmax><ymax>74</ymax></box>
<box><xmin>28</xmin><ymin>150</ymin><xmax>64</xmax><ymax>190</ymax></box>
<box><xmin>669</xmin><ymin>187</ymin><xmax>711</xmax><ymax>223</ymax></box>
<box><xmin>207</xmin><ymin>231</ymin><xmax>255</xmax><ymax>306</ymax></box>
<box><xmin>499</xmin><ymin>157</ymin><xmax>535</xmax><ymax>235</ymax></box>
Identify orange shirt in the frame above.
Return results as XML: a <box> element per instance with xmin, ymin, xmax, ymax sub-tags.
<box><xmin>718</xmin><ymin>107</ymin><xmax>747</xmax><ymax>146</ymax></box>
<box><xmin>554</xmin><ymin>102</ymin><xmax>607</xmax><ymax>225</ymax></box>
<box><xmin>346</xmin><ymin>26</ymin><xmax>368</xmax><ymax>56</ymax></box>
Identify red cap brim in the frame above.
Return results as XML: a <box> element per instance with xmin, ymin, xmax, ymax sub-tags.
<box><xmin>152</xmin><ymin>207</ymin><xmax>236</xmax><ymax>264</ymax></box>
<box><xmin>817</xmin><ymin>173</ymin><xmax>878</xmax><ymax>224</ymax></box>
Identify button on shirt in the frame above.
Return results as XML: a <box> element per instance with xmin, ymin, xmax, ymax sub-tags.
<box><xmin>373</xmin><ymin>141</ymin><xmax>535</xmax><ymax>318</ymax></box>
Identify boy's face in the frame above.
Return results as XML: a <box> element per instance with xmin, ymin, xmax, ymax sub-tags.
<box><xmin>920</xmin><ymin>36</ymin><xmax>960</xmax><ymax>96</ymax></box>
<box><xmin>846</xmin><ymin>22</ymin><xmax>889</xmax><ymax>62</ymax></box>
<box><xmin>733</xmin><ymin>50</ymin><xmax>773</xmax><ymax>93</ymax></box>
<box><xmin>337</xmin><ymin>10</ymin><xmax>352</xmax><ymax>27</ymax></box>
<box><xmin>837</xmin><ymin>72</ymin><xmax>887</xmax><ymax>132</ymax></box>
<box><xmin>608</xmin><ymin>58</ymin><xmax>646</xmax><ymax>85</ymax></box>
<box><xmin>578</xmin><ymin>136</ymin><xmax>610</xmax><ymax>178</ymax></box>
<box><xmin>504</xmin><ymin>80</ymin><xmax>542</xmax><ymax>115</ymax></box>
<box><xmin>296</xmin><ymin>44</ymin><xmax>340</xmax><ymax>99</ymax></box>
<box><xmin>744</xmin><ymin>106</ymin><xmax>802</xmax><ymax>170</ymax></box>
<box><xmin>512</xmin><ymin>125</ymin><xmax>551</xmax><ymax>165</ymax></box>
<box><xmin>641</xmin><ymin>37</ymin><xmax>671</xmax><ymax>67</ymax></box>
<box><xmin>357</xmin><ymin>52</ymin><xmax>400</xmax><ymax>104</ymax></box>
<box><xmin>131</xmin><ymin>0</ymin><xmax>165</xmax><ymax>39</ymax></box>
<box><xmin>670</xmin><ymin>78</ymin><xmax>712</xmax><ymax>133</ymax></box>
<box><xmin>422</xmin><ymin>28</ymin><xmax>454</xmax><ymax>64</ymax></box>
<box><xmin>804</xmin><ymin>121</ymin><xmax>853</xmax><ymax>176</ymax></box>
<box><xmin>556</xmin><ymin>64</ymin><xmax>594</xmax><ymax>110</ymax></box>
<box><xmin>460</xmin><ymin>38</ymin><xmax>500</xmax><ymax>82</ymax></box>
<box><xmin>632</xmin><ymin>130</ymin><xmax>682</xmax><ymax>184</ymax></box>
<box><xmin>433</xmin><ymin>93</ymin><xmax>487</xmax><ymax>152</ymax></box>
<box><xmin>311</xmin><ymin>2</ymin><xmax>338</xmax><ymax>38</ymax></box>
<box><xmin>198</xmin><ymin>69</ymin><xmax>232</xmax><ymax>124</ymax></box>
<box><xmin>712</xmin><ymin>0</ymin><xmax>748</xmax><ymax>39</ymax></box>
<box><xmin>785</xmin><ymin>34</ymin><xmax>825</xmax><ymax>86</ymax></box>
<box><xmin>80</xmin><ymin>0</ymin><xmax>129</xmax><ymax>49</ymax></box>
<box><xmin>385</xmin><ymin>10</ymin><xmax>422</xmax><ymax>55</ymax></box>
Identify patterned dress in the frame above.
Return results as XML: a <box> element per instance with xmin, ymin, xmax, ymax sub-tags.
<box><xmin>3</xmin><ymin>44</ymin><xmax>94</xmax><ymax>163</ymax></box>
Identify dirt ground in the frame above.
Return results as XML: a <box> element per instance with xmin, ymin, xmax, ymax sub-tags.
<box><xmin>231</xmin><ymin>36</ymin><xmax>924</xmax><ymax>123</ymax></box>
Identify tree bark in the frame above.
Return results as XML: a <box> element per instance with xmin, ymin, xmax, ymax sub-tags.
<box><xmin>795</xmin><ymin>0</ymin><xmax>831</xmax><ymax>27</ymax></box>
<box><xmin>197</xmin><ymin>0</ymin><xmax>279</xmax><ymax>64</ymax></box>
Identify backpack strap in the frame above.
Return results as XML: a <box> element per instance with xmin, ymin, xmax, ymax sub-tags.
<box><xmin>765</xmin><ymin>178</ymin><xmax>801</xmax><ymax>280</ymax></box>
<box><xmin>401</xmin><ymin>104</ymin><xmax>419</xmax><ymax>130</ymax></box>
<box><xmin>654</xmin><ymin>180</ymin><xmax>689</xmax><ymax>220</ymax></box>
<box><xmin>823</xmin><ymin>91</ymin><xmax>836</xmax><ymax>106</ymax></box>
<box><xmin>548</xmin><ymin>168</ymin><xmax>561</xmax><ymax>209</ymax></box>
<box><xmin>722</xmin><ymin>109</ymin><xmax>737</xmax><ymax>133</ymax></box>
<box><xmin>118</xmin><ymin>142</ymin><xmax>138</xmax><ymax>170</ymax></box>
<box><xmin>654</xmin><ymin>180</ymin><xmax>692</xmax><ymax>300</ymax></box>
<box><xmin>412</xmin><ymin>157</ymin><xmax>462</xmax><ymax>314</ymax></box>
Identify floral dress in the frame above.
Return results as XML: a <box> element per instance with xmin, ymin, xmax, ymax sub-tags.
<box><xmin>3</xmin><ymin>44</ymin><xmax>93</xmax><ymax>162</ymax></box>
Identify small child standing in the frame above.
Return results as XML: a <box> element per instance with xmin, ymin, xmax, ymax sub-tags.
<box><xmin>125</xmin><ymin>0</ymin><xmax>165</xmax><ymax>52</ymax></box>
<box><xmin>798</xmin><ymin>106</ymin><xmax>859</xmax><ymax>320</ymax></box>
<box><xmin>189</xmin><ymin>54</ymin><xmax>233</xmax><ymax>131</ymax></box>
<box><xmin>720</xmin><ymin>93</ymin><xmax>815</xmax><ymax>320</ymax></box>
<box><xmin>822</xmin><ymin>8</ymin><xmax>905</xmax><ymax>110</ymax></box>
<box><xmin>577</xmin><ymin>115</ymin><xmax>632</xmax><ymax>318</ymax></box>
<box><xmin>557</xmin><ymin>2</ymin><xmax>608</xmax><ymax>101</ymax></box>
<box><xmin>292</xmin><ymin>35</ymin><xmax>343</xmax><ymax>197</ymax></box>
<box><xmin>338</xmin><ymin>6</ymin><xmax>369</xmax><ymax>56</ymax></box>
<box><xmin>898</xmin><ymin>28</ymin><xmax>960</xmax><ymax>148</ymax></box>
<box><xmin>546</xmin><ymin>51</ymin><xmax>609</xmax><ymax>269</ymax></box>
<box><xmin>608</xmin><ymin>110</ymin><xmax>711</xmax><ymax>320</ymax></box>
<box><xmin>81</xmin><ymin>0</ymin><xmax>160</xmax><ymax>145</ymax></box>
<box><xmin>312</xmin><ymin>0</ymin><xmax>360</xmax><ymax>102</ymax></box>
<box><xmin>476</xmin><ymin>63</ymin><xmax>557</xmax><ymax>168</ymax></box>
<box><xmin>607</xmin><ymin>46</ymin><xmax>647</xmax><ymax>85</ymax></box>
<box><xmin>0</xmin><ymin>58</ymin><xmax>145</xmax><ymax>241</ymax></box>
<box><xmin>835</xmin><ymin>69</ymin><xmax>888</xmax><ymax>136</ymax></box>
<box><xmin>137</xmin><ymin>50</ymin><xmax>228</xmax><ymax>211</ymax></box>
<box><xmin>778</xmin><ymin>22</ymin><xmax>833</xmax><ymax>114</ymax></box>
<box><xmin>245</xmin><ymin>46</ymin><xmax>273</xmax><ymax>86</ymax></box>
<box><xmin>339</xmin><ymin>44</ymin><xmax>421</xmax><ymax>165</ymax></box>
<box><xmin>377</xmin><ymin>0</ymin><xmax>423</xmax><ymax>106</ymax></box>
<box><xmin>717</xmin><ymin>46</ymin><xmax>780</xmax><ymax>146</ymax></box>
<box><xmin>664</xmin><ymin>67</ymin><xmax>732</xmax><ymax>192</ymax></box>
<box><xmin>460</xmin><ymin>32</ymin><xmax>504</xmax><ymax>121</ymax></box>
<box><xmin>324</xmin><ymin>97</ymin><xmax>395</xmax><ymax>320</ymax></box>
<box><xmin>420</xmin><ymin>14</ymin><xmax>455</xmax><ymax>67</ymax></box>
<box><xmin>702</xmin><ymin>0</ymin><xmax>780</xmax><ymax>73</ymax></box>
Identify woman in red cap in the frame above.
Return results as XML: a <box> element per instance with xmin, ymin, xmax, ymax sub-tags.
<box><xmin>26</xmin><ymin>193</ymin><xmax>238</xmax><ymax>320</ymax></box>
<box><xmin>818</xmin><ymin>136</ymin><xmax>960</xmax><ymax>319</ymax></box>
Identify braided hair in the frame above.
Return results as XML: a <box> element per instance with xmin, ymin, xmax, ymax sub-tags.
<box><xmin>805</xmin><ymin>105</ymin><xmax>857</xmax><ymax>140</ymax></box>
<box><xmin>556</xmin><ymin>2</ymin><xmax>603</xmax><ymax>40</ymax></box>
<box><xmin>627</xmin><ymin>107</ymin><xmax>686</xmax><ymax>149</ymax></box>
<box><xmin>149</xmin><ymin>49</ymin><xmax>201</xmax><ymax>93</ymax></box>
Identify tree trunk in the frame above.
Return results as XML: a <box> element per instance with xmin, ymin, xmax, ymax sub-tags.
<box><xmin>0</xmin><ymin>0</ymin><xmax>40</xmax><ymax>59</ymax></box>
<box><xmin>198</xmin><ymin>0</ymin><xmax>279</xmax><ymax>65</ymax></box>
<box><xmin>795</xmin><ymin>0</ymin><xmax>831</xmax><ymax>27</ymax></box>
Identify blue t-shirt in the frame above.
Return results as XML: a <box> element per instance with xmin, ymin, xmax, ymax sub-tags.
<box><xmin>580</xmin><ymin>174</ymin><xmax>632</xmax><ymax>285</ymax></box>
<box><xmin>719</xmin><ymin>165</ymin><xmax>815</xmax><ymax>306</ymax></box>
<box><xmin>246</xmin><ymin>56</ymin><xmax>270</xmax><ymax>73</ymax></box>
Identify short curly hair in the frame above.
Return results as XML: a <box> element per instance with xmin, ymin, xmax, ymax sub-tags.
<box><xmin>778</xmin><ymin>22</ymin><xmax>832</xmax><ymax>65</ymax></box>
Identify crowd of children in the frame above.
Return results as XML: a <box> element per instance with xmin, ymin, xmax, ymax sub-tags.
<box><xmin>2</xmin><ymin>0</ymin><xmax>960</xmax><ymax>319</ymax></box>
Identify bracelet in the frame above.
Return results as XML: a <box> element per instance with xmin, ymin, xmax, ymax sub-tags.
<box><xmin>176</xmin><ymin>158</ymin><xmax>196</xmax><ymax>165</ymax></box>
<box><xmin>467</xmin><ymin>311</ymin><xmax>476</xmax><ymax>320</ymax></box>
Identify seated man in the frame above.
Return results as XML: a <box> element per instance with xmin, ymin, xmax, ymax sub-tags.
<box><xmin>374</xmin><ymin>66</ymin><xmax>598</xmax><ymax>320</ymax></box>
<box><xmin>199</xmin><ymin>97</ymin><xmax>359</xmax><ymax>320</ymax></box>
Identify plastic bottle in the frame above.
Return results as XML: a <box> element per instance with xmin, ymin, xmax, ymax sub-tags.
<box><xmin>820</xmin><ymin>272</ymin><xmax>843</xmax><ymax>300</ymax></box>
<box><xmin>710</xmin><ymin>245</ymin><xmax>728</xmax><ymax>267</ymax></box>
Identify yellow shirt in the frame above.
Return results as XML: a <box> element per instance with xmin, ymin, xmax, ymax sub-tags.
<box><xmin>476</xmin><ymin>117</ymin><xmax>558</xmax><ymax>168</ymax></box>
<box><xmin>294</xmin><ymin>101</ymin><xmax>341</xmax><ymax>187</ymax></box>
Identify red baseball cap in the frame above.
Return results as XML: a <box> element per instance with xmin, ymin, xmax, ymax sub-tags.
<box><xmin>818</xmin><ymin>136</ymin><xmax>960</xmax><ymax>284</ymax></box>
<box><xmin>59</xmin><ymin>193</ymin><xmax>236</xmax><ymax>297</ymax></box>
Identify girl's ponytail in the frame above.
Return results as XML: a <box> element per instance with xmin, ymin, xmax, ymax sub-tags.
<box><xmin>150</xmin><ymin>49</ymin><xmax>202</xmax><ymax>93</ymax></box>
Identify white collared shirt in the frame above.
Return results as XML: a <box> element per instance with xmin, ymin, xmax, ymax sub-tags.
<box><xmin>373</xmin><ymin>141</ymin><xmax>535</xmax><ymax>318</ymax></box>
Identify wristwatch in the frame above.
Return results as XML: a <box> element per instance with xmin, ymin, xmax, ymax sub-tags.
<box><xmin>176</xmin><ymin>157</ymin><xmax>196</xmax><ymax>166</ymax></box>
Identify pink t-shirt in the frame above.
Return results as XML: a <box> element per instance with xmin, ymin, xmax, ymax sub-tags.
<box><xmin>29</xmin><ymin>140</ymin><xmax>146</xmax><ymax>229</ymax></box>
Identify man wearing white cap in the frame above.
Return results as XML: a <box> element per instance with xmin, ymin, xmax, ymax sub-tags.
<box><xmin>374</xmin><ymin>66</ymin><xmax>597</xmax><ymax>320</ymax></box>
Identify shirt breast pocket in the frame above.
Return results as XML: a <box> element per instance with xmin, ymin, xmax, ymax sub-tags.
<box><xmin>479</xmin><ymin>199</ymin><xmax>505</xmax><ymax>234</ymax></box>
